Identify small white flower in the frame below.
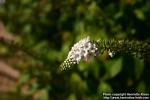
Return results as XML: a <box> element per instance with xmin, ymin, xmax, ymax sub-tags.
<box><xmin>108</xmin><ymin>49</ymin><xmax>115</xmax><ymax>58</ymax></box>
<box><xmin>59</xmin><ymin>36</ymin><xmax>99</xmax><ymax>71</ymax></box>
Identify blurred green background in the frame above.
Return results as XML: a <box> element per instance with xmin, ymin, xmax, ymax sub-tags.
<box><xmin>0</xmin><ymin>0</ymin><xmax>150</xmax><ymax>100</ymax></box>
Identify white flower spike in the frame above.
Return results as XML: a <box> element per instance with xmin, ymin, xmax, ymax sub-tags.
<box><xmin>59</xmin><ymin>36</ymin><xmax>99</xmax><ymax>71</ymax></box>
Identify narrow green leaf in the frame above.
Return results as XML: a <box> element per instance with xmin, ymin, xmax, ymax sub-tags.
<box><xmin>105</xmin><ymin>58</ymin><xmax>122</xmax><ymax>78</ymax></box>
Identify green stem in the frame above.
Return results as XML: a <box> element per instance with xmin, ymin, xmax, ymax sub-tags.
<box><xmin>97</xmin><ymin>39</ymin><xmax>150</xmax><ymax>59</ymax></box>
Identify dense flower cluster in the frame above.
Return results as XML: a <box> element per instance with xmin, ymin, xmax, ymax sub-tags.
<box><xmin>59</xmin><ymin>36</ymin><xmax>99</xmax><ymax>71</ymax></box>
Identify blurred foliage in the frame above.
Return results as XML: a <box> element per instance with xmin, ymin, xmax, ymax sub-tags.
<box><xmin>0</xmin><ymin>0</ymin><xmax>150</xmax><ymax>100</ymax></box>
